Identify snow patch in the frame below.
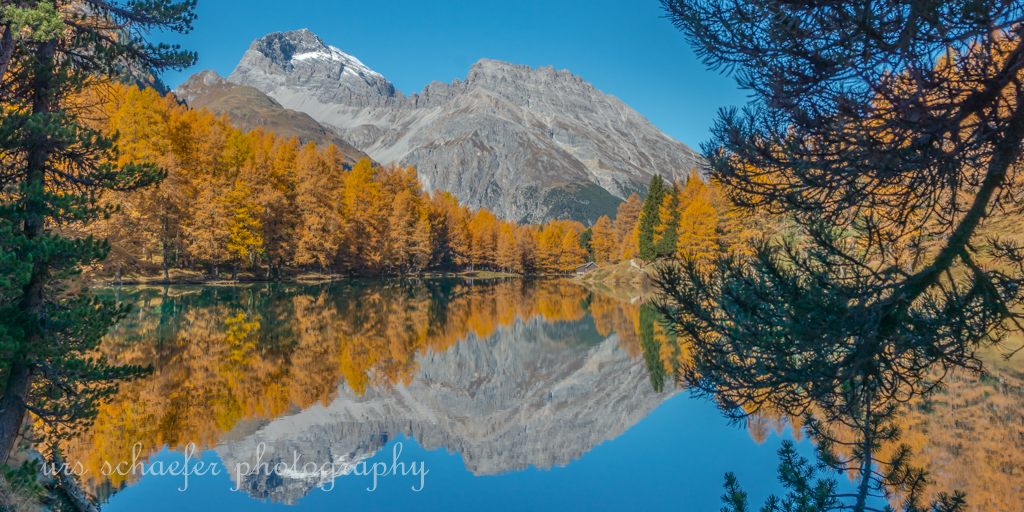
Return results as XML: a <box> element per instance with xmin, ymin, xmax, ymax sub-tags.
<box><xmin>291</xmin><ymin>46</ymin><xmax>382</xmax><ymax>78</ymax></box>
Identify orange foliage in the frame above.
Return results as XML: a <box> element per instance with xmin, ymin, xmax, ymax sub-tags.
<box><xmin>67</xmin><ymin>279</ymin><xmax>659</xmax><ymax>490</ymax></box>
<box><xmin>87</xmin><ymin>84</ymin><xmax>592</xmax><ymax>276</ymax></box>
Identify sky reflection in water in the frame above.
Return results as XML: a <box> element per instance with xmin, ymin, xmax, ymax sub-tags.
<box><xmin>103</xmin><ymin>394</ymin><xmax>811</xmax><ymax>511</ymax></box>
<box><xmin>73</xmin><ymin>279</ymin><xmax>1009</xmax><ymax>511</ymax></box>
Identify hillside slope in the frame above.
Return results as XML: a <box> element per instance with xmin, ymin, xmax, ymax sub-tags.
<box><xmin>173</xmin><ymin>69</ymin><xmax>371</xmax><ymax>167</ymax></box>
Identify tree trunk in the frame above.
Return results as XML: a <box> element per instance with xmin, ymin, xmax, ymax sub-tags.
<box><xmin>853</xmin><ymin>399</ymin><xmax>874</xmax><ymax>512</ymax></box>
<box><xmin>52</xmin><ymin>449</ymin><xmax>100</xmax><ymax>512</ymax></box>
<box><xmin>162</xmin><ymin>240</ymin><xmax>170</xmax><ymax>284</ymax></box>
<box><xmin>0</xmin><ymin>24</ymin><xmax>13</xmax><ymax>84</ymax></box>
<box><xmin>210</xmin><ymin>263</ymin><xmax>216</xmax><ymax>280</ymax></box>
<box><xmin>265</xmin><ymin>257</ymin><xmax>272</xmax><ymax>280</ymax></box>
<box><xmin>232</xmin><ymin>264</ymin><xmax>238</xmax><ymax>281</ymax></box>
<box><xmin>0</xmin><ymin>362</ymin><xmax>31</xmax><ymax>464</ymax></box>
<box><xmin>115</xmin><ymin>263</ymin><xmax>122</xmax><ymax>286</ymax></box>
<box><xmin>0</xmin><ymin>40</ymin><xmax>57</xmax><ymax>464</ymax></box>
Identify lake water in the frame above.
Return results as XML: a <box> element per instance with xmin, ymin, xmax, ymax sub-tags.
<box><xmin>69</xmin><ymin>279</ymin><xmax>1021</xmax><ymax>511</ymax></box>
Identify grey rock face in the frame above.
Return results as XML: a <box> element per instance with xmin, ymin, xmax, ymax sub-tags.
<box><xmin>229</xmin><ymin>29</ymin><xmax>397</xmax><ymax>108</ymax></box>
<box><xmin>216</xmin><ymin>316</ymin><xmax>677</xmax><ymax>504</ymax></box>
<box><xmin>227</xmin><ymin>29</ymin><xmax>705</xmax><ymax>224</ymax></box>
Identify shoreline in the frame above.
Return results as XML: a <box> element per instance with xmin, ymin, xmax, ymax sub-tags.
<box><xmin>86</xmin><ymin>268</ymin><xmax>549</xmax><ymax>287</ymax></box>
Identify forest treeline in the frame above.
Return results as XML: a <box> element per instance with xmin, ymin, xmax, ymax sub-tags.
<box><xmin>87</xmin><ymin>86</ymin><xmax>591</xmax><ymax>278</ymax></box>
<box><xmin>586</xmin><ymin>170</ymin><xmax>760</xmax><ymax>266</ymax></box>
<box><xmin>87</xmin><ymin>85</ymin><xmax>756</xmax><ymax>279</ymax></box>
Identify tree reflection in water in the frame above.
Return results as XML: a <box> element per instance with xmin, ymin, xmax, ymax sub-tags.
<box><xmin>67</xmin><ymin>279</ymin><xmax>652</xmax><ymax>500</ymax></box>
<box><xmin>651</xmin><ymin>257</ymin><xmax>1024</xmax><ymax>512</ymax></box>
<box><xmin>65</xmin><ymin>276</ymin><xmax>1024</xmax><ymax>509</ymax></box>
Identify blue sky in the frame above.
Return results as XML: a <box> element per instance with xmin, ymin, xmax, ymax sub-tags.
<box><xmin>158</xmin><ymin>0</ymin><xmax>749</xmax><ymax>150</ymax></box>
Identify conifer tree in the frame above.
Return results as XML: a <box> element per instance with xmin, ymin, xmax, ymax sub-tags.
<box><xmin>559</xmin><ymin>228</ymin><xmax>587</xmax><ymax>272</ymax></box>
<box><xmin>676</xmin><ymin>193</ymin><xmax>718</xmax><ymax>260</ymax></box>
<box><xmin>293</xmin><ymin>143</ymin><xmax>342</xmax><ymax>271</ymax></box>
<box><xmin>654</xmin><ymin>180</ymin><xmax>682</xmax><ymax>257</ymax></box>
<box><xmin>637</xmin><ymin>174</ymin><xmax>665</xmax><ymax>261</ymax></box>
<box><xmin>424</xmin><ymin>191</ymin><xmax>459</xmax><ymax>268</ymax></box>
<box><xmin>0</xmin><ymin>0</ymin><xmax>197</xmax><ymax>463</ymax></box>
<box><xmin>515</xmin><ymin>225</ymin><xmax>538</xmax><ymax>273</ymax></box>
<box><xmin>578</xmin><ymin>228</ymin><xmax>594</xmax><ymax>262</ymax></box>
<box><xmin>448</xmin><ymin>205</ymin><xmax>473</xmax><ymax>269</ymax></box>
<box><xmin>410</xmin><ymin>213</ymin><xmax>433</xmax><ymax>271</ymax></box>
<box><xmin>384</xmin><ymin>189</ymin><xmax>413</xmax><ymax>271</ymax></box>
<box><xmin>469</xmin><ymin>209</ymin><xmax>498</xmax><ymax>270</ymax></box>
<box><xmin>537</xmin><ymin>223</ymin><xmax>563</xmax><ymax>273</ymax></box>
<box><xmin>494</xmin><ymin>223</ymin><xmax>516</xmax><ymax>273</ymax></box>
<box><xmin>341</xmin><ymin>158</ymin><xmax>384</xmax><ymax>272</ymax></box>
<box><xmin>613</xmin><ymin>193</ymin><xmax>642</xmax><ymax>261</ymax></box>
<box><xmin>588</xmin><ymin>215</ymin><xmax>615</xmax><ymax>264</ymax></box>
<box><xmin>658</xmin><ymin>1</ymin><xmax>1024</xmax><ymax>510</ymax></box>
<box><xmin>85</xmin><ymin>85</ymin><xmax>177</xmax><ymax>281</ymax></box>
<box><xmin>246</xmin><ymin>133</ymin><xmax>299</xmax><ymax>278</ymax></box>
<box><xmin>224</xmin><ymin>180</ymin><xmax>264</xmax><ymax>279</ymax></box>
<box><xmin>186</xmin><ymin>180</ymin><xmax>230</xmax><ymax>276</ymax></box>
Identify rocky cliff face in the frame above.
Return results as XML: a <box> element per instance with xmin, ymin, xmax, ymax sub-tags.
<box><xmin>223</xmin><ymin>29</ymin><xmax>705</xmax><ymax>224</ymax></box>
<box><xmin>216</xmin><ymin>316</ymin><xmax>677</xmax><ymax>504</ymax></box>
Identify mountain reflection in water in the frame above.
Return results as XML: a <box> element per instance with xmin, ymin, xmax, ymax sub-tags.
<box><xmin>71</xmin><ymin>279</ymin><xmax>672</xmax><ymax>503</ymax></box>
<box><xmin>69</xmin><ymin>279</ymin><xmax>1022</xmax><ymax>510</ymax></box>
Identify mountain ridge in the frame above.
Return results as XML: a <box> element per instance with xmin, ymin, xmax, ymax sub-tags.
<box><xmin>217</xmin><ymin>315</ymin><xmax>677</xmax><ymax>503</ymax></box>
<box><xmin>195</xmin><ymin>28</ymin><xmax>705</xmax><ymax>223</ymax></box>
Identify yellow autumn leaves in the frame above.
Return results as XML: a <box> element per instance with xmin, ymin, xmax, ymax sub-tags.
<box><xmin>80</xmin><ymin>84</ymin><xmax>605</xmax><ymax>275</ymax></box>
<box><xmin>589</xmin><ymin>169</ymin><xmax>756</xmax><ymax>265</ymax></box>
<box><xmin>66</xmin><ymin>281</ymin><xmax>649</xmax><ymax>490</ymax></box>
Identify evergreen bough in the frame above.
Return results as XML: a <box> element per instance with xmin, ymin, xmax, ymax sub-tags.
<box><xmin>0</xmin><ymin>1</ymin><xmax>197</xmax><ymax>464</ymax></box>
<box><xmin>655</xmin><ymin>0</ymin><xmax>1024</xmax><ymax>510</ymax></box>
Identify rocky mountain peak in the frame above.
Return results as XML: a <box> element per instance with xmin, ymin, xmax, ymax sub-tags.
<box><xmin>247</xmin><ymin>29</ymin><xmax>382</xmax><ymax>79</ymax></box>
<box><xmin>173</xmin><ymin>69</ymin><xmax>227</xmax><ymax>104</ymax></box>
<box><xmin>247</xmin><ymin>28</ymin><xmax>330</xmax><ymax>67</ymax></box>
<box><xmin>221</xmin><ymin>29</ymin><xmax>706</xmax><ymax>224</ymax></box>
<box><xmin>229</xmin><ymin>29</ymin><xmax>397</xmax><ymax>107</ymax></box>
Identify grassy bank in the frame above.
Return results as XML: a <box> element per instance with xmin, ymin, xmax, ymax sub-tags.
<box><xmin>573</xmin><ymin>259</ymin><xmax>669</xmax><ymax>287</ymax></box>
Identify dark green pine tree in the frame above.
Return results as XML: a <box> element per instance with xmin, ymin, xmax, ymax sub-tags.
<box><xmin>578</xmin><ymin>228</ymin><xmax>594</xmax><ymax>262</ymax></box>
<box><xmin>638</xmin><ymin>303</ymin><xmax>672</xmax><ymax>392</ymax></box>
<box><xmin>0</xmin><ymin>1</ymin><xmax>197</xmax><ymax>464</ymax></box>
<box><xmin>637</xmin><ymin>174</ymin><xmax>665</xmax><ymax>261</ymax></box>
<box><xmin>654</xmin><ymin>181</ymin><xmax>681</xmax><ymax>258</ymax></box>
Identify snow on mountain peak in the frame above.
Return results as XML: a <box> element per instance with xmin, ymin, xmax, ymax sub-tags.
<box><xmin>227</xmin><ymin>29</ymin><xmax>706</xmax><ymax>224</ymax></box>
<box><xmin>240</xmin><ymin>29</ymin><xmax>383</xmax><ymax>79</ymax></box>
<box><xmin>291</xmin><ymin>45</ymin><xmax>381</xmax><ymax>78</ymax></box>
<box><xmin>229</xmin><ymin>29</ymin><xmax>399</xmax><ymax>109</ymax></box>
